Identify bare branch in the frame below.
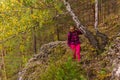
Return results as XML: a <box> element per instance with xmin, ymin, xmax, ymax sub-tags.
<box><xmin>0</xmin><ymin>35</ymin><xmax>16</xmax><ymax>44</ymax></box>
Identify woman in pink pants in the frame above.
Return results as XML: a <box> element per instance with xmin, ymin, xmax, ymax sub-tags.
<box><xmin>67</xmin><ymin>26</ymin><xmax>83</xmax><ymax>62</ymax></box>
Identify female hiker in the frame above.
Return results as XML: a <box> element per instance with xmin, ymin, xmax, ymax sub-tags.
<box><xmin>67</xmin><ymin>26</ymin><xmax>83</xmax><ymax>62</ymax></box>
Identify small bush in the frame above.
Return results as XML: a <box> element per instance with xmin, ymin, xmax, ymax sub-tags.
<box><xmin>40</xmin><ymin>57</ymin><xmax>87</xmax><ymax>80</ymax></box>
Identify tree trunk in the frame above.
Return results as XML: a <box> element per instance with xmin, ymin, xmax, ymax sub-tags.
<box><xmin>95</xmin><ymin>0</ymin><xmax>98</xmax><ymax>32</ymax></box>
<box><xmin>31</xmin><ymin>9</ymin><xmax>37</xmax><ymax>54</ymax></box>
<box><xmin>56</xmin><ymin>26</ymin><xmax>60</xmax><ymax>41</ymax></box>
<box><xmin>62</xmin><ymin>0</ymin><xmax>108</xmax><ymax>50</ymax></box>
<box><xmin>1</xmin><ymin>44</ymin><xmax>7</xmax><ymax>80</ymax></box>
<box><xmin>32</xmin><ymin>26</ymin><xmax>37</xmax><ymax>54</ymax></box>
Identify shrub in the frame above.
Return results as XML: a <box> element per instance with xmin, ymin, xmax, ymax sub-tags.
<box><xmin>40</xmin><ymin>57</ymin><xmax>87</xmax><ymax>80</ymax></box>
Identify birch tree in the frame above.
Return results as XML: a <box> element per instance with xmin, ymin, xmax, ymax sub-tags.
<box><xmin>62</xmin><ymin>0</ymin><xmax>108</xmax><ymax>50</ymax></box>
<box><xmin>95</xmin><ymin>0</ymin><xmax>98</xmax><ymax>32</ymax></box>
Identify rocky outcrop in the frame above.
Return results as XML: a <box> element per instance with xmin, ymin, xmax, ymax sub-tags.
<box><xmin>18</xmin><ymin>41</ymin><xmax>72</xmax><ymax>80</ymax></box>
<box><xmin>108</xmin><ymin>34</ymin><xmax>120</xmax><ymax>80</ymax></box>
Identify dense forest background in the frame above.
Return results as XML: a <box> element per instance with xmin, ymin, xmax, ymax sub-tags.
<box><xmin>0</xmin><ymin>0</ymin><xmax>120</xmax><ymax>80</ymax></box>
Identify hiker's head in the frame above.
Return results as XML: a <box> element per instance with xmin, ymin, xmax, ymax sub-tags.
<box><xmin>70</xmin><ymin>26</ymin><xmax>76</xmax><ymax>32</ymax></box>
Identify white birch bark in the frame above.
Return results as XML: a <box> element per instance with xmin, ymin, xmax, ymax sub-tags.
<box><xmin>95</xmin><ymin>0</ymin><xmax>98</xmax><ymax>32</ymax></box>
<box><xmin>62</xmin><ymin>0</ymin><xmax>86</xmax><ymax>34</ymax></box>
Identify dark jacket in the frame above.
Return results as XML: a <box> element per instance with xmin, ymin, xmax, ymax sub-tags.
<box><xmin>67</xmin><ymin>30</ymin><xmax>82</xmax><ymax>46</ymax></box>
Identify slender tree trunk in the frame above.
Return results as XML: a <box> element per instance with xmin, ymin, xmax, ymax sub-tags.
<box><xmin>54</xmin><ymin>10</ymin><xmax>60</xmax><ymax>41</ymax></box>
<box><xmin>1</xmin><ymin>44</ymin><xmax>7</xmax><ymax>80</ymax></box>
<box><xmin>31</xmin><ymin>9</ymin><xmax>37</xmax><ymax>54</ymax></box>
<box><xmin>0</xmin><ymin>51</ymin><xmax>2</xmax><ymax>80</ymax></box>
<box><xmin>102</xmin><ymin>4</ymin><xmax>105</xmax><ymax>23</ymax></box>
<box><xmin>32</xmin><ymin>27</ymin><xmax>37</xmax><ymax>54</ymax></box>
<box><xmin>88</xmin><ymin>2</ymin><xmax>92</xmax><ymax>25</ymax></box>
<box><xmin>107</xmin><ymin>0</ymin><xmax>110</xmax><ymax>15</ymax></box>
<box><xmin>100</xmin><ymin>0</ymin><xmax>103</xmax><ymax>23</ymax></box>
<box><xmin>56</xmin><ymin>26</ymin><xmax>60</xmax><ymax>41</ymax></box>
<box><xmin>99</xmin><ymin>0</ymin><xmax>102</xmax><ymax>23</ymax></box>
<box><xmin>95</xmin><ymin>0</ymin><xmax>98</xmax><ymax>32</ymax></box>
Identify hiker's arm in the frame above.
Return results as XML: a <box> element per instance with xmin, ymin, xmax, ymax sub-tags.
<box><xmin>76</xmin><ymin>28</ymin><xmax>83</xmax><ymax>35</ymax></box>
<box><xmin>67</xmin><ymin>32</ymin><xmax>71</xmax><ymax>47</ymax></box>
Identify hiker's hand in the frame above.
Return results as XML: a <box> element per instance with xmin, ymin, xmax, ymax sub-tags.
<box><xmin>76</xmin><ymin>27</ymin><xmax>80</xmax><ymax>30</ymax></box>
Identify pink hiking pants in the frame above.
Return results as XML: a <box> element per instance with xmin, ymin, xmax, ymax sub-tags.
<box><xmin>70</xmin><ymin>44</ymin><xmax>81</xmax><ymax>62</ymax></box>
